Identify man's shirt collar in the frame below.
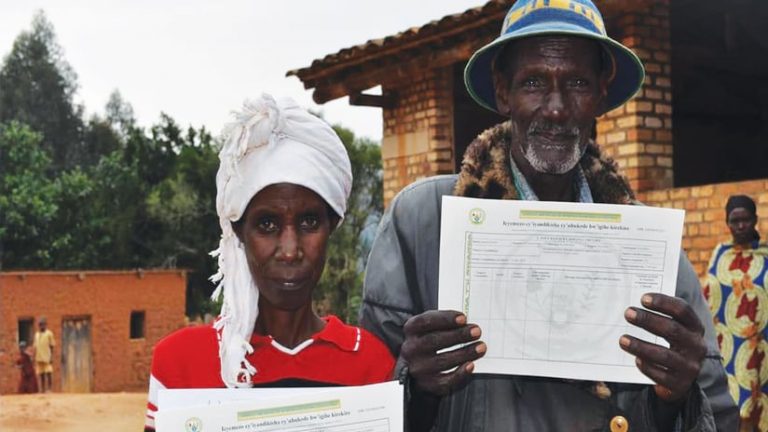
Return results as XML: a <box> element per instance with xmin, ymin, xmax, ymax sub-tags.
<box><xmin>509</xmin><ymin>155</ymin><xmax>594</xmax><ymax>203</ymax></box>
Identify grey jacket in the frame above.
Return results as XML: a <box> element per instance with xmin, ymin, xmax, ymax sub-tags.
<box><xmin>360</xmin><ymin>175</ymin><xmax>738</xmax><ymax>432</ymax></box>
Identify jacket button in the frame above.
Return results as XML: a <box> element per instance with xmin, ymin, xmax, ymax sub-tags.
<box><xmin>610</xmin><ymin>415</ymin><xmax>628</xmax><ymax>432</ymax></box>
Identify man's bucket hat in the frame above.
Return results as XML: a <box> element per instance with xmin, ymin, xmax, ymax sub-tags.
<box><xmin>464</xmin><ymin>0</ymin><xmax>645</xmax><ymax>115</ymax></box>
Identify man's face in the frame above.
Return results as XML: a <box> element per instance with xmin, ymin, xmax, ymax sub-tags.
<box><xmin>493</xmin><ymin>36</ymin><xmax>608</xmax><ymax>175</ymax></box>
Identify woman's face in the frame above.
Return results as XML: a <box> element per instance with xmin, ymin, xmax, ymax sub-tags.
<box><xmin>727</xmin><ymin>206</ymin><xmax>757</xmax><ymax>246</ymax></box>
<box><xmin>234</xmin><ymin>183</ymin><xmax>337</xmax><ymax>311</ymax></box>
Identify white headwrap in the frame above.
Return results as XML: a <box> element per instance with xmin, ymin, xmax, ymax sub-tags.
<box><xmin>210</xmin><ymin>93</ymin><xmax>352</xmax><ymax>388</ymax></box>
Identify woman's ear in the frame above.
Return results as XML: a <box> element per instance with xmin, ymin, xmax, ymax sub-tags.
<box><xmin>231</xmin><ymin>219</ymin><xmax>245</xmax><ymax>243</ymax></box>
<box><xmin>328</xmin><ymin>210</ymin><xmax>341</xmax><ymax>233</ymax></box>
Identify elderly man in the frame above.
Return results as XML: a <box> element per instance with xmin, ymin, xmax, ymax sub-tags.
<box><xmin>360</xmin><ymin>1</ymin><xmax>738</xmax><ymax>431</ymax></box>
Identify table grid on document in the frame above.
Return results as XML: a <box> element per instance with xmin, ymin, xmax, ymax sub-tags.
<box><xmin>463</xmin><ymin>231</ymin><xmax>668</xmax><ymax>367</ymax></box>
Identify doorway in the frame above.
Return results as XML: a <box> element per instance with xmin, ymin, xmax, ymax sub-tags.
<box><xmin>61</xmin><ymin>317</ymin><xmax>93</xmax><ymax>393</ymax></box>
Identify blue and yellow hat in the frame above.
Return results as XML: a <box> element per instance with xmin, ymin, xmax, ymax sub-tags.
<box><xmin>464</xmin><ymin>0</ymin><xmax>645</xmax><ymax>115</ymax></box>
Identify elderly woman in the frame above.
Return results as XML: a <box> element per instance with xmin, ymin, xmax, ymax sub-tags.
<box><xmin>144</xmin><ymin>95</ymin><xmax>394</xmax><ymax>430</ymax></box>
<box><xmin>703</xmin><ymin>194</ymin><xmax>767</xmax><ymax>430</ymax></box>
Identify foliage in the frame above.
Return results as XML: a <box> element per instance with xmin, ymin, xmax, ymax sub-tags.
<box><xmin>0</xmin><ymin>122</ymin><xmax>58</xmax><ymax>268</ymax></box>
<box><xmin>0</xmin><ymin>12</ymin><xmax>383</xmax><ymax>318</ymax></box>
<box><xmin>47</xmin><ymin>150</ymin><xmax>143</xmax><ymax>269</ymax></box>
<box><xmin>0</xmin><ymin>11</ymin><xmax>83</xmax><ymax>171</ymax></box>
<box><xmin>104</xmin><ymin>90</ymin><xmax>136</xmax><ymax>136</ymax></box>
<box><xmin>143</xmin><ymin>122</ymin><xmax>221</xmax><ymax>316</ymax></box>
<box><xmin>314</xmin><ymin>125</ymin><xmax>383</xmax><ymax>324</ymax></box>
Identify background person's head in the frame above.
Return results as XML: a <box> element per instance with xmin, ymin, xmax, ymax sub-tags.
<box><xmin>38</xmin><ymin>316</ymin><xmax>47</xmax><ymax>331</ymax></box>
<box><xmin>725</xmin><ymin>195</ymin><xmax>759</xmax><ymax>246</ymax></box>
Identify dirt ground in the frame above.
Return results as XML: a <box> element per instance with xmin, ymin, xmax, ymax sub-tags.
<box><xmin>0</xmin><ymin>392</ymin><xmax>146</xmax><ymax>432</ymax></box>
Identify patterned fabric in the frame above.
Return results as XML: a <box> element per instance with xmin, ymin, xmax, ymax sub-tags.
<box><xmin>454</xmin><ymin>121</ymin><xmax>636</xmax><ymax>206</ymax></box>
<box><xmin>704</xmin><ymin>241</ymin><xmax>768</xmax><ymax>430</ymax></box>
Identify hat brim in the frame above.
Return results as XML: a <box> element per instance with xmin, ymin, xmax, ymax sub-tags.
<box><xmin>464</xmin><ymin>23</ymin><xmax>645</xmax><ymax>115</ymax></box>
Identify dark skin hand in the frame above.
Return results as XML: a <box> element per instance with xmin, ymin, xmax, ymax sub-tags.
<box><xmin>620</xmin><ymin>293</ymin><xmax>707</xmax><ymax>428</ymax></box>
<box><xmin>403</xmin><ymin>294</ymin><xmax>705</xmax><ymax>430</ymax></box>
<box><xmin>401</xmin><ymin>310</ymin><xmax>486</xmax><ymax>396</ymax></box>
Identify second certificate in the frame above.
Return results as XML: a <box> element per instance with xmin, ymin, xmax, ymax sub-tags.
<box><xmin>438</xmin><ymin>196</ymin><xmax>685</xmax><ymax>384</ymax></box>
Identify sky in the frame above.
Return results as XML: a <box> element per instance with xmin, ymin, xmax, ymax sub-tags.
<box><xmin>0</xmin><ymin>0</ymin><xmax>485</xmax><ymax>141</ymax></box>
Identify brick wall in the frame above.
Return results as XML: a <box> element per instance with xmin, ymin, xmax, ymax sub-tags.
<box><xmin>381</xmin><ymin>68</ymin><xmax>454</xmax><ymax>205</ymax></box>
<box><xmin>597</xmin><ymin>0</ymin><xmax>673</xmax><ymax>193</ymax></box>
<box><xmin>379</xmin><ymin>1</ymin><xmax>676</xmax><ymax>203</ymax></box>
<box><xmin>638</xmin><ymin>180</ymin><xmax>768</xmax><ymax>277</ymax></box>
<box><xmin>0</xmin><ymin>270</ymin><xmax>186</xmax><ymax>394</ymax></box>
<box><xmin>374</xmin><ymin>0</ymin><xmax>768</xmax><ymax>286</ymax></box>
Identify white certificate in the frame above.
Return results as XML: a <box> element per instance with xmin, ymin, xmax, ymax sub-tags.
<box><xmin>158</xmin><ymin>386</ymin><xmax>334</xmax><ymax>410</ymax></box>
<box><xmin>155</xmin><ymin>381</ymin><xmax>403</xmax><ymax>432</ymax></box>
<box><xmin>438</xmin><ymin>196</ymin><xmax>685</xmax><ymax>384</ymax></box>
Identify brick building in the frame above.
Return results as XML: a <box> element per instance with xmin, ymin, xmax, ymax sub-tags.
<box><xmin>288</xmin><ymin>0</ymin><xmax>768</xmax><ymax>277</ymax></box>
<box><xmin>0</xmin><ymin>270</ymin><xmax>186</xmax><ymax>394</ymax></box>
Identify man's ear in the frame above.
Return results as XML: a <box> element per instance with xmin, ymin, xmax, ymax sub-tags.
<box><xmin>492</xmin><ymin>67</ymin><xmax>512</xmax><ymax>117</ymax></box>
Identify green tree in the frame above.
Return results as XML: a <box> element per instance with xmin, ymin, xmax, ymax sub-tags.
<box><xmin>43</xmin><ymin>92</ymin><xmax>142</xmax><ymax>269</ymax></box>
<box><xmin>0</xmin><ymin>11</ymin><xmax>83</xmax><ymax>171</ymax></box>
<box><xmin>78</xmin><ymin>116</ymin><xmax>123</xmax><ymax>167</ymax></box>
<box><xmin>144</xmin><ymin>124</ymin><xmax>221</xmax><ymax>316</ymax></box>
<box><xmin>104</xmin><ymin>90</ymin><xmax>136</xmax><ymax>136</ymax></box>
<box><xmin>47</xmin><ymin>150</ymin><xmax>143</xmax><ymax>269</ymax></box>
<box><xmin>0</xmin><ymin>122</ymin><xmax>58</xmax><ymax>269</ymax></box>
<box><xmin>314</xmin><ymin>125</ymin><xmax>383</xmax><ymax>323</ymax></box>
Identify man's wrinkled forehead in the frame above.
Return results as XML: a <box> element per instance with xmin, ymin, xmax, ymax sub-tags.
<box><xmin>495</xmin><ymin>35</ymin><xmax>605</xmax><ymax>74</ymax></box>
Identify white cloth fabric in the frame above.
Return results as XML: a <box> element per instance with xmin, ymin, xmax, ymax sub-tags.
<box><xmin>210</xmin><ymin>93</ymin><xmax>352</xmax><ymax>388</ymax></box>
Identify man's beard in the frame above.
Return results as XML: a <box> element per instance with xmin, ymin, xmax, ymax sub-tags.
<box><xmin>515</xmin><ymin>121</ymin><xmax>587</xmax><ymax>174</ymax></box>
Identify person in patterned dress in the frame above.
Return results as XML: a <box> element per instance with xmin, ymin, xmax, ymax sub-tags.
<box><xmin>704</xmin><ymin>194</ymin><xmax>768</xmax><ymax>431</ymax></box>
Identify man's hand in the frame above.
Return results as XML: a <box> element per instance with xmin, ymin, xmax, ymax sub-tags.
<box><xmin>401</xmin><ymin>310</ymin><xmax>486</xmax><ymax>396</ymax></box>
<box><xmin>620</xmin><ymin>293</ymin><xmax>707</xmax><ymax>402</ymax></box>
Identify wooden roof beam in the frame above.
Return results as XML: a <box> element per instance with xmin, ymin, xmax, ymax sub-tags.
<box><xmin>349</xmin><ymin>91</ymin><xmax>397</xmax><ymax>109</ymax></box>
<box><xmin>310</xmin><ymin>38</ymin><xmax>481</xmax><ymax>103</ymax></box>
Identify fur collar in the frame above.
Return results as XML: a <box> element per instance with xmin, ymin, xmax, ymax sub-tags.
<box><xmin>454</xmin><ymin>121</ymin><xmax>636</xmax><ymax>204</ymax></box>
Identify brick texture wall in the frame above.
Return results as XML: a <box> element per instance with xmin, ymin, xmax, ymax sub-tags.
<box><xmin>381</xmin><ymin>68</ymin><xmax>454</xmax><ymax>205</ymax></box>
<box><xmin>375</xmin><ymin>0</ymin><xmax>768</xmax><ymax>287</ymax></box>
<box><xmin>0</xmin><ymin>270</ymin><xmax>186</xmax><ymax>394</ymax></box>
<box><xmin>380</xmin><ymin>1</ymin><xmax>676</xmax><ymax>204</ymax></box>
<box><xmin>638</xmin><ymin>180</ymin><xmax>768</xmax><ymax>278</ymax></box>
<box><xmin>597</xmin><ymin>0</ymin><xmax>673</xmax><ymax>193</ymax></box>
